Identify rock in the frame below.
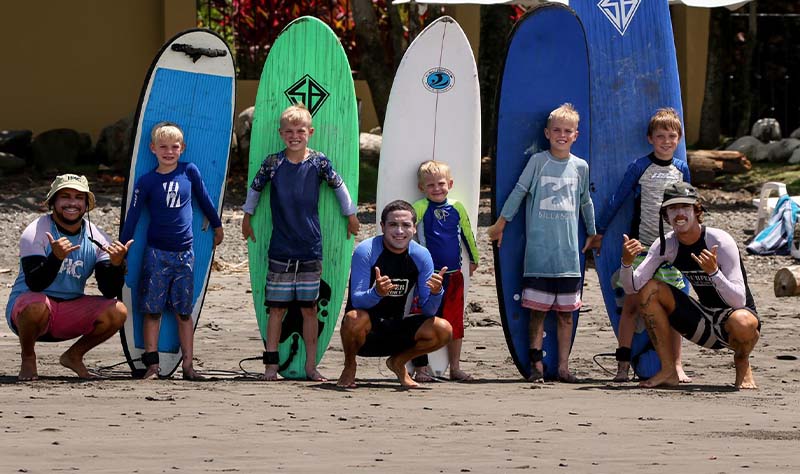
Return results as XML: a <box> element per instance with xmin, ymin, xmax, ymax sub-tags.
<box><xmin>31</xmin><ymin>128</ymin><xmax>90</xmax><ymax>173</ymax></box>
<box><xmin>767</xmin><ymin>138</ymin><xmax>800</xmax><ymax>163</ymax></box>
<box><xmin>725</xmin><ymin>135</ymin><xmax>762</xmax><ymax>160</ymax></box>
<box><xmin>790</xmin><ymin>127</ymin><xmax>800</xmax><ymax>139</ymax></box>
<box><xmin>95</xmin><ymin>116</ymin><xmax>133</xmax><ymax>170</ymax></box>
<box><xmin>233</xmin><ymin>106</ymin><xmax>253</xmax><ymax>165</ymax></box>
<box><xmin>0</xmin><ymin>130</ymin><xmax>33</xmax><ymax>159</ymax></box>
<box><xmin>359</xmin><ymin>132</ymin><xmax>381</xmax><ymax>162</ymax></box>
<box><xmin>0</xmin><ymin>151</ymin><xmax>26</xmax><ymax>171</ymax></box>
<box><xmin>751</xmin><ymin>118</ymin><xmax>781</xmax><ymax>142</ymax></box>
<box><xmin>751</xmin><ymin>141</ymin><xmax>782</xmax><ymax>163</ymax></box>
<box><xmin>788</xmin><ymin>147</ymin><xmax>800</xmax><ymax>165</ymax></box>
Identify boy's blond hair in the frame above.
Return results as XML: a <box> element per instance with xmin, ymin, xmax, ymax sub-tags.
<box><xmin>151</xmin><ymin>122</ymin><xmax>185</xmax><ymax>145</ymax></box>
<box><xmin>280</xmin><ymin>103</ymin><xmax>313</xmax><ymax>128</ymax></box>
<box><xmin>546</xmin><ymin>103</ymin><xmax>580</xmax><ymax>127</ymax></box>
<box><xmin>647</xmin><ymin>107</ymin><xmax>683</xmax><ymax>137</ymax></box>
<box><xmin>417</xmin><ymin>160</ymin><xmax>452</xmax><ymax>185</ymax></box>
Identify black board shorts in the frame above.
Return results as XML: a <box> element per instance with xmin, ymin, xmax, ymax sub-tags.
<box><xmin>358</xmin><ymin>314</ymin><xmax>429</xmax><ymax>357</ymax></box>
<box><xmin>667</xmin><ymin>285</ymin><xmax>760</xmax><ymax>350</ymax></box>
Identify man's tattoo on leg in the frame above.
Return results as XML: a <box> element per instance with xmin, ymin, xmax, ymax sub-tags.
<box><xmin>640</xmin><ymin>288</ymin><xmax>660</xmax><ymax>347</ymax></box>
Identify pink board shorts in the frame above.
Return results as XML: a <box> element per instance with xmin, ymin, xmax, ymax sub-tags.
<box><xmin>10</xmin><ymin>292</ymin><xmax>117</xmax><ymax>341</ymax></box>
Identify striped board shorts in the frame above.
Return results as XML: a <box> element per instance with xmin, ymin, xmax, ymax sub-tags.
<box><xmin>265</xmin><ymin>259</ymin><xmax>322</xmax><ymax>308</ymax></box>
<box><xmin>521</xmin><ymin>276</ymin><xmax>582</xmax><ymax>312</ymax></box>
<box><xmin>667</xmin><ymin>285</ymin><xmax>760</xmax><ymax>350</ymax></box>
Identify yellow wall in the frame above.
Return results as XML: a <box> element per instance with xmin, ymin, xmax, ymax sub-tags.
<box><xmin>0</xmin><ymin>1</ymin><xmax>178</xmax><ymax>140</ymax></box>
<box><xmin>0</xmin><ymin>2</ymin><xmax>708</xmax><ymax>144</ymax></box>
<box><xmin>671</xmin><ymin>6</ymin><xmax>710</xmax><ymax>146</ymax></box>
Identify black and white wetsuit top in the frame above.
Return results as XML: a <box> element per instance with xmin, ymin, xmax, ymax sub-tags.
<box><xmin>621</xmin><ymin>226</ymin><xmax>755</xmax><ymax>312</ymax></box>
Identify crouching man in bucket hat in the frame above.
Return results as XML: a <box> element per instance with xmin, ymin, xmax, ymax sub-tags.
<box><xmin>5</xmin><ymin>174</ymin><xmax>132</xmax><ymax>380</ymax></box>
<box><xmin>619</xmin><ymin>182</ymin><xmax>760</xmax><ymax>389</ymax></box>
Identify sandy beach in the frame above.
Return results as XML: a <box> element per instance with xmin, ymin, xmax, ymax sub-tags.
<box><xmin>1</xmin><ymin>182</ymin><xmax>799</xmax><ymax>473</ymax></box>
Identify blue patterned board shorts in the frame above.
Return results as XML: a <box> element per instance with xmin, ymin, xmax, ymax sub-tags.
<box><xmin>140</xmin><ymin>246</ymin><xmax>195</xmax><ymax>316</ymax></box>
<box><xmin>265</xmin><ymin>259</ymin><xmax>322</xmax><ymax>308</ymax></box>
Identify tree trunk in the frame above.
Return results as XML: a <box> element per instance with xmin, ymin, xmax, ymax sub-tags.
<box><xmin>352</xmin><ymin>0</ymin><xmax>394</xmax><ymax>127</ymax></box>
<box><xmin>478</xmin><ymin>5</ymin><xmax>515</xmax><ymax>156</ymax></box>
<box><xmin>736</xmin><ymin>3</ymin><xmax>758</xmax><ymax>137</ymax></box>
<box><xmin>697</xmin><ymin>9</ymin><xmax>728</xmax><ymax>148</ymax></box>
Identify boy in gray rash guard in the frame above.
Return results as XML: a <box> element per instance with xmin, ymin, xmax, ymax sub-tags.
<box><xmin>620</xmin><ymin>182</ymin><xmax>760</xmax><ymax>389</ymax></box>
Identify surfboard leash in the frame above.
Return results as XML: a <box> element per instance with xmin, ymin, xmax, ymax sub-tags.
<box><xmin>591</xmin><ymin>352</ymin><xmax>641</xmax><ymax>382</ymax></box>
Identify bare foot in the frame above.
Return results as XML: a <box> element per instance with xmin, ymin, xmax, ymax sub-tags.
<box><xmin>336</xmin><ymin>363</ymin><xmax>357</xmax><ymax>388</ymax></box>
<box><xmin>676</xmin><ymin>365</ymin><xmax>692</xmax><ymax>383</ymax></box>
<box><xmin>59</xmin><ymin>352</ymin><xmax>95</xmax><ymax>379</ymax></box>
<box><xmin>412</xmin><ymin>366</ymin><xmax>433</xmax><ymax>383</ymax></box>
<box><xmin>18</xmin><ymin>355</ymin><xmax>38</xmax><ymax>381</ymax></box>
<box><xmin>386</xmin><ymin>357</ymin><xmax>419</xmax><ymax>388</ymax></box>
<box><xmin>639</xmin><ymin>369</ymin><xmax>679</xmax><ymax>388</ymax></box>
<box><xmin>261</xmin><ymin>364</ymin><xmax>279</xmax><ymax>381</ymax></box>
<box><xmin>613</xmin><ymin>362</ymin><xmax>630</xmax><ymax>382</ymax></box>
<box><xmin>306</xmin><ymin>367</ymin><xmax>328</xmax><ymax>382</ymax></box>
<box><xmin>450</xmin><ymin>368</ymin><xmax>473</xmax><ymax>381</ymax></box>
<box><xmin>527</xmin><ymin>367</ymin><xmax>544</xmax><ymax>383</ymax></box>
<box><xmin>735</xmin><ymin>360</ymin><xmax>758</xmax><ymax>389</ymax></box>
<box><xmin>181</xmin><ymin>366</ymin><xmax>206</xmax><ymax>381</ymax></box>
<box><xmin>557</xmin><ymin>369</ymin><xmax>580</xmax><ymax>383</ymax></box>
<box><xmin>143</xmin><ymin>365</ymin><xmax>160</xmax><ymax>380</ymax></box>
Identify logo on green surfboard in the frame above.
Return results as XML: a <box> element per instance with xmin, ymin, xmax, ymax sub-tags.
<box><xmin>284</xmin><ymin>74</ymin><xmax>330</xmax><ymax>116</ymax></box>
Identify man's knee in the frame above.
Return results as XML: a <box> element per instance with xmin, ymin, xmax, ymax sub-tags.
<box><xmin>17</xmin><ymin>302</ymin><xmax>50</xmax><ymax>327</ymax></box>
<box><xmin>426</xmin><ymin>317</ymin><xmax>452</xmax><ymax>343</ymax></box>
<box><xmin>726</xmin><ymin>310</ymin><xmax>759</xmax><ymax>344</ymax></box>
<box><xmin>341</xmin><ymin>310</ymin><xmax>370</xmax><ymax>335</ymax></box>
<box><xmin>102</xmin><ymin>301</ymin><xmax>127</xmax><ymax>329</ymax></box>
<box><xmin>639</xmin><ymin>280</ymin><xmax>672</xmax><ymax>310</ymax></box>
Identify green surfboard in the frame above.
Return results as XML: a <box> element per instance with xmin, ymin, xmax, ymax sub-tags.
<box><xmin>247</xmin><ymin>16</ymin><xmax>359</xmax><ymax>379</ymax></box>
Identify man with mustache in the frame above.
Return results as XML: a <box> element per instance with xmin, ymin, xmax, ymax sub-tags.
<box><xmin>5</xmin><ymin>174</ymin><xmax>131</xmax><ymax>380</ymax></box>
<box><xmin>619</xmin><ymin>182</ymin><xmax>760</xmax><ymax>389</ymax></box>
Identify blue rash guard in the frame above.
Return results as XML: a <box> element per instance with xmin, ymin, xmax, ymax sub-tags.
<box><xmin>412</xmin><ymin>198</ymin><xmax>478</xmax><ymax>273</ymax></box>
<box><xmin>242</xmin><ymin>149</ymin><xmax>356</xmax><ymax>261</ymax></box>
<box><xmin>120</xmin><ymin>162</ymin><xmax>221</xmax><ymax>252</ymax></box>
<box><xmin>346</xmin><ymin>236</ymin><xmax>442</xmax><ymax>320</ymax></box>
<box><xmin>596</xmin><ymin>153</ymin><xmax>690</xmax><ymax>244</ymax></box>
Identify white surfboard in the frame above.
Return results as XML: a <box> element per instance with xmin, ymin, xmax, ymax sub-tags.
<box><xmin>376</xmin><ymin>16</ymin><xmax>480</xmax><ymax>378</ymax></box>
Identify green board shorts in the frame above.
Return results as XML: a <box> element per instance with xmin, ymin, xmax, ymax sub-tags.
<box><xmin>614</xmin><ymin>250</ymin><xmax>685</xmax><ymax>290</ymax></box>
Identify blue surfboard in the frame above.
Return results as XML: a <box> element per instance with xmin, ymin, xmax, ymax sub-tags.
<box><xmin>571</xmin><ymin>0</ymin><xmax>687</xmax><ymax>378</ymax></box>
<box><xmin>492</xmin><ymin>3</ymin><xmax>590</xmax><ymax>381</ymax></box>
<box><xmin>120</xmin><ymin>29</ymin><xmax>235</xmax><ymax>378</ymax></box>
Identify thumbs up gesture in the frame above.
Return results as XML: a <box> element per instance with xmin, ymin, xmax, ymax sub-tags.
<box><xmin>374</xmin><ymin>267</ymin><xmax>395</xmax><ymax>297</ymax></box>
<box><xmin>427</xmin><ymin>267</ymin><xmax>448</xmax><ymax>295</ymax></box>
<box><xmin>621</xmin><ymin>234</ymin><xmax>643</xmax><ymax>266</ymax></box>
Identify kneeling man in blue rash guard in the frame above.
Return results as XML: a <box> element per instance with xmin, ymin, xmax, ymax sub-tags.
<box><xmin>337</xmin><ymin>200</ymin><xmax>451</xmax><ymax>389</ymax></box>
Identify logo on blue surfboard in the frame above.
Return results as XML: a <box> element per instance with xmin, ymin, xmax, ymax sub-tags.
<box><xmin>284</xmin><ymin>74</ymin><xmax>330</xmax><ymax>116</ymax></box>
<box><xmin>597</xmin><ymin>0</ymin><xmax>641</xmax><ymax>36</ymax></box>
<box><xmin>423</xmin><ymin>68</ymin><xmax>455</xmax><ymax>93</ymax></box>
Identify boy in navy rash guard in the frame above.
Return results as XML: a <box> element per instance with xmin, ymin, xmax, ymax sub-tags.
<box><xmin>120</xmin><ymin>122</ymin><xmax>224</xmax><ymax>380</ymax></box>
<box><xmin>336</xmin><ymin>200</ymin><xmax>451</xmax><ymax>389</ymax></box>
<box><xmin>241</xmin><ymin>103</ymin><xmax>359</xmax><ymax>382</ymax></box>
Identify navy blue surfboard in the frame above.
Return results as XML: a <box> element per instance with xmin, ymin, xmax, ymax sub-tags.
<box><xmin>120</xmin><ymin>29</ymin><xmax>235</xmax><ymax>378</ymax></box>
<box><xmin>492</xmin><ymin>3</ymin><xmax>590</xmax><ymax>380</ymax></box>
<box><xmin>571</xmin><ymin>0</ymin><xmax>687</xmax><ymax>378</ymax></box>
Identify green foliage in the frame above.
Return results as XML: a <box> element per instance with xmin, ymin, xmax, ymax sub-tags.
<box><xmin>714</xmin><ymin>162</ymin><xmax>800</xmax><ymax>195</ymax></box>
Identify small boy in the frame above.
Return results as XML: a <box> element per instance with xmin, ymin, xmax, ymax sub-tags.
<box><xmin>241</xmin><ymin>103</ymin><xmax>359</xmax><ymax>382</ymax></box>
<box><xmin>487</xmin><ymin>103</ymin><xmax>599</xmax><ymax>383</ymax></box>
<box><xmin>409</xmin><ymin>160</ymin><xmax>479</xmax><ymax>382</ymax></box>
<box><xmin>120</xmin><ymin>122</ymin><xmax>224</xmax><ymax>380</ymax></box>
<box><xmin>593</xmin><ymin>107</ymin><xmax>691</xmax><ymax>382</ymax></box>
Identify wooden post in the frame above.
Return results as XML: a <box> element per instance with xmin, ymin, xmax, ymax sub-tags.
<box><xmin>773</xmin><ymin>266</ymin><xmax>800</xmax><ymax>297</ymax></box>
